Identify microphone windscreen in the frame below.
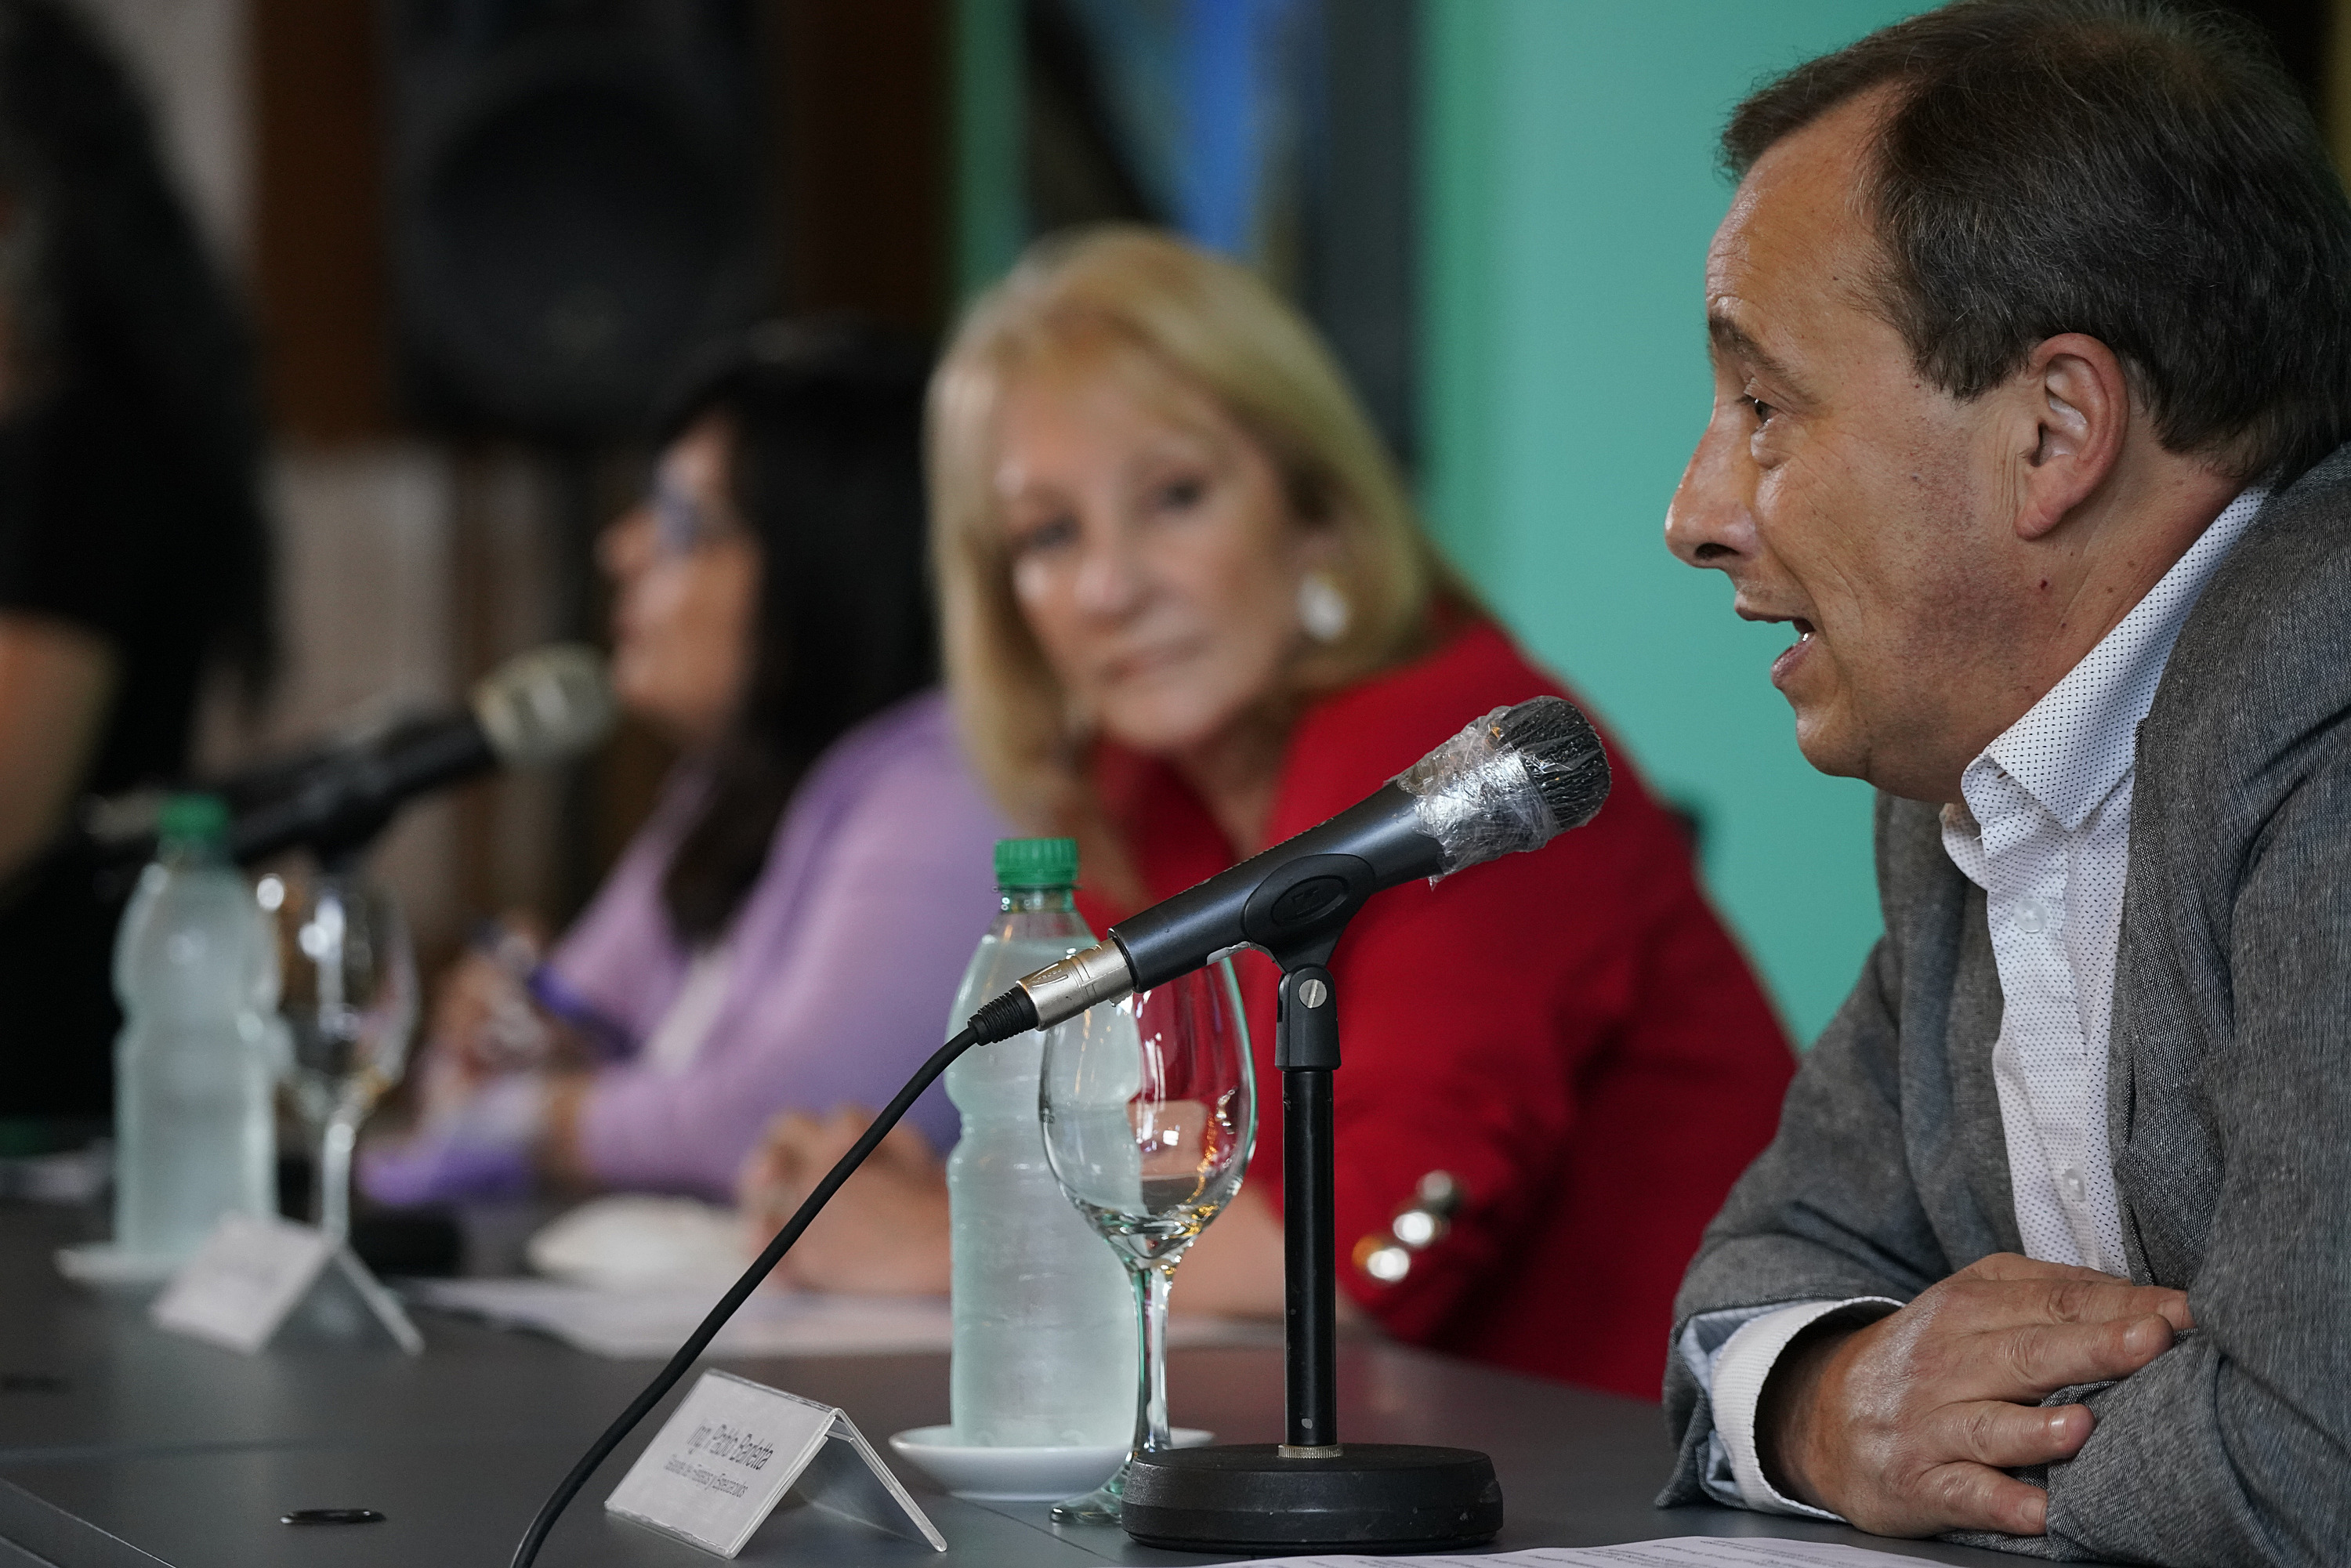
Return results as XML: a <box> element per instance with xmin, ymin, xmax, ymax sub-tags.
<box><xmin>1494</xmin><ymin>694</ymin><xmax>1611</xmax><ymax>833</ymax></box>
<box><xmin>1392</xmin><ymin>695</ymin><xmax>1611</xmax><ymax>878</ymax></box>
<box><xmin>471</xmin><ymin>644</ymin><xmax>618</xmax><ymax>766</ymax></box>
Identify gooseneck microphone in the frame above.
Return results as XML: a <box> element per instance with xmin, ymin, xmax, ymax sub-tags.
<box><xmin>1014</xmin><ymin>693</ymin><xmax>1611</xmax><ymax>1028</ymax></box>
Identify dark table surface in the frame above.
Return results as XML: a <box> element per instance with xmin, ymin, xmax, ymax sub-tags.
<box><xmin>0</xmin><ymin>1203</ymin><xmax>2058</xmax><ymax>1568</ymax></box>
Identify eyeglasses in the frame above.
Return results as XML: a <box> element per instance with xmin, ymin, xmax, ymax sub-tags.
<box><xmin>650</xmin><ymin>481</ymin><xmax>734</xmax><ymax>558</ymax></box>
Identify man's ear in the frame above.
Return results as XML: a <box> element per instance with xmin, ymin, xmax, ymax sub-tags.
<box><xmin>2014</xmin><ymin>333</ymin><xmax>2128</xmax><ymax>542</ymax></box>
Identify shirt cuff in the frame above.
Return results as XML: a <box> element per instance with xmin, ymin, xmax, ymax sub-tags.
<box><xmin>1707</xmin><ymin>1297</ymin><xmax>1902</xmax><ymax>1519</ymax></box>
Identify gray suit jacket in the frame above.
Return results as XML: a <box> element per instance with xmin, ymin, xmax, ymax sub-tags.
<box><xmin>1660</xmin><ymin>447</ymin><xmax>2351</xmax><ymax>1566</ymax></box>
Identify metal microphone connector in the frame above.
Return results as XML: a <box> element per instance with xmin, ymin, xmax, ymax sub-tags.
<box><xmin>1016</xmin><ymin>940</ymin><xmax>1136</xmax><ymax>1030</ymax></box>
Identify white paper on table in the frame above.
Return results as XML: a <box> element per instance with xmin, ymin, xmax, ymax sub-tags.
<box><xmin>405</xmin><ymin>1276</ymin><xmax>1277</xmax><ymax>1360</ymax></box>
<box><xmin>1215</xmin><ymin>1538</ymin><xmax>1932</xmax><ymax>1568</ymax></box>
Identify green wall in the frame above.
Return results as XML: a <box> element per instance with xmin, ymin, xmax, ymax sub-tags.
<box><xmin>1420</xmin><ymin>1</ymin><xmax>1922</xmax><ymax>1042</ymax></box>
<box><xmin>951</xmin><ymin>0</ymin><xmax>1024</xmax><ymax>301</ymax></box>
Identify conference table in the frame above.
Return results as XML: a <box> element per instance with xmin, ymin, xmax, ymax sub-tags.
<box><xmin>0</xmin><ymin>1202</ymin><xmax>2067</xmax><ymax>1567</ymax></box>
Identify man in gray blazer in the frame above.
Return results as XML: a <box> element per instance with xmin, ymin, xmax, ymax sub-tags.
<box><xmin>1657</xmin><ymin>3</ymin><xmax>2351</xmax><ymax>1563</ymax></box>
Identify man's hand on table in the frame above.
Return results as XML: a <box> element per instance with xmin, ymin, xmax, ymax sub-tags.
<box><xmin>1758</xmin><ymin>1253</ymin><xmax>2193</xmax><ymax>1538</ymax></box>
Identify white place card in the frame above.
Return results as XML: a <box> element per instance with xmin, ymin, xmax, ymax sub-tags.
<box><xmin>150</xmin><ymin>1213</ymin><xmax>422</xmax><ymax>1356</ymax></box>
<box><xmin>606</xmin><ymin>1370</ymin><xmax>944</xmax><ymax>1558</ymax></box>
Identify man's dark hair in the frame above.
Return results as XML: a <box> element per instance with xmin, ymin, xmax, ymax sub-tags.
<box><xmin>1726</xmin><ymin>0</ymin><xmax>2351</xmax><ymax>486</ymax></box>
<box><xmin>651</xmin><ymin>319</ymin><xmax>938</xmax><ymax>943</ymax></box>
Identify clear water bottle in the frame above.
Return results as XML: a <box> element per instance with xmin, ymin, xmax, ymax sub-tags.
<box><xmin>944</xmin><ymin>838</ymin><xmax>1137</xmax><ymax>1446</ymax></box>
<box><xmin>112</xmin><ymin>794</ymin><xmax>281</xmax><ymax>1262</ymax></box>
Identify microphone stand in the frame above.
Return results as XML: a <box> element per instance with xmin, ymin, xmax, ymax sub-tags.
<box><xmin>1117</xmin><ymin>933</ymin><xmax>1504</xmax><ymax>1552</ymax></box>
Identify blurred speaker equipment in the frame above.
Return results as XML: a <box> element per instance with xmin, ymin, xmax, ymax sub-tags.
<box><xmin>380</xmin><ymin>0</ymin><xmax>764</xmax><ymax>440</ymax></box>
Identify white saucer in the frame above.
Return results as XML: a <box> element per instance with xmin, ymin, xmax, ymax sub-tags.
<box><xmin>886</xmin><ymin>1425</ymin><xmax>1213</xmax><ymax>1501</ymax></box>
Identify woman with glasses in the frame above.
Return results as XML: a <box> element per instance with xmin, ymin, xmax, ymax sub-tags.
<box><xmin>363</xmin><ymin>320</ymin><xmax>1006</xmax><ymax>1206</ymax></box>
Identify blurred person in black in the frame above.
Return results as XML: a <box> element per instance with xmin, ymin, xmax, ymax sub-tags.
<box><xmin>0</xmin><ymin>0</ymin><xmax>273</xmax><ymax>1131</ymax></box>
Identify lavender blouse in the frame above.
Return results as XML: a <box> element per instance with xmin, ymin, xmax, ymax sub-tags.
<box><xmin>554</xmin><ymin>690</ymin><xmax>1008</xmax><ymax>1197</ymax></box>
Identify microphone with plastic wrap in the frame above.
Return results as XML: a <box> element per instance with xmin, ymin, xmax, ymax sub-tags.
<box><xmin>1011</xmin><ymin>692</ymin><xmax>1614</xmax><ymax>1030</ymax></box>
<box><xmin>505</xmin><ymin>693</ymin><xmax>1612</xmax><ymax>1567</ymax></box>
<box><xmin>88</xmin><ymin>643</ymin><xmax>618</xmax><ymax>867</ymax></box>
<box><xmin>1004</xmin><ymin>692</ymin><xmax>1610</xmax><ymax>1552</ymax></box>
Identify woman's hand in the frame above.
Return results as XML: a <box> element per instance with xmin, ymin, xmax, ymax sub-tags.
<box><xmin>1165</xmin><ymin>1184</ymin><xmax>1284</xmax><ymax>1316</ymax></box>
<box><xmin>1164</xmin><ymin>1184</ymin><xmax>1367</xmax><ymax>1325</ymax></box>
<box><xmin>736</xmin><ymin>1107</ymin><xmax>950</xmax><ymax>1295</ymax></box>
<box><xmin>418</xmin><ymin>915</ymin><xmax>557</xmax><ymax>1112</ymax></box>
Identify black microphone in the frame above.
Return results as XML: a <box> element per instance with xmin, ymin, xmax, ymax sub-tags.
<box><xmin>227</xmin><ymin>643</ymin><xmax>617</xmax><ymax>863</ymax></box>
<box><xmin>1008</xmin><ymin>694</ymin><xmax>1612</xmax><ymax>1029</ymax></box>
<box><xmin>88</xmin><ymin>644</ymin><xmax>618</xmax><ymax>867</ymax></box>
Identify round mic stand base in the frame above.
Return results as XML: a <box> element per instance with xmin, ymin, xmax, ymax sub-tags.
<box><xmin>1119</xmin><ymin>1443</ymin><xmax>1502</xmax><ymax>1553</ymax></box>
<box><xmin>1117</xmin><ymin>958</ymin><xmax>1503</xmax><ymax>1552</ymax></box>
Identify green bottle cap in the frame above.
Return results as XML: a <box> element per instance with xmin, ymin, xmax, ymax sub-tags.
<box><xmin>994</xmin><ymin>836</ymin><xmax>1078</xmax><ymax>889</ymax></box>
<box><xmin>155</xmin><ymin>792</ymin><xmax>230</xmax><ymax>849</ymax></box>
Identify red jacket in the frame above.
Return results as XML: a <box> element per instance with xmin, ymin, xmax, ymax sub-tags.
<box><xmin>1078</xmin><ymin>620</ymin><xmax>1794</xmax><ymax>1399</ymax></box>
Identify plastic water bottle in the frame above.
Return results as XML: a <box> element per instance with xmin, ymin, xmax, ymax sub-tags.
<box><xmin>944</xmin><ymin>838</ymin><xmax>1137</xmax><ymax>1446</ymax></box>
<box><xmin>112</xmin><ymin>794</ymin><xmax>281</xmax><ymax>1262</ymax></box>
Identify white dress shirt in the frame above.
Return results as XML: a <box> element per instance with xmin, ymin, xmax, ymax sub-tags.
<box><xmin>1680</xmin><ymin>486</ymin><xmax>2266</xmax><ymax>1517</ymax></box>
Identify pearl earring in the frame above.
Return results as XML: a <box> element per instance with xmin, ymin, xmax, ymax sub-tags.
<box><xmin>1299</xmin><ymin>570</ymin><xmax>1351</xmax><ymax>644</ymax></box>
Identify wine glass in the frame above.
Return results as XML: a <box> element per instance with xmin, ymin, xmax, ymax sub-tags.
<box><xmin>263</xmin><ymin>863</ymin><xmax>418</xmax><ymax>1244</ymax></box>
<box><xmin>1039</xmin><ymin>960</ymin><xmax>1255</xmax><ymax>1523</ymax></box>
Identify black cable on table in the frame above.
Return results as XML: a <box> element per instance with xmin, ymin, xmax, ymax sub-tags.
<box><xmin>509</xmin><ymin>984</ymin><xmax>1033</xmax><ymax>1568</ymax></box>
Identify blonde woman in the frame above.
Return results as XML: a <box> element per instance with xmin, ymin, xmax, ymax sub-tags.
<box><xmin>740</xmin><ymin>227</ymin><xmax>1792</xmax><ymax>1397</ymax></box>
